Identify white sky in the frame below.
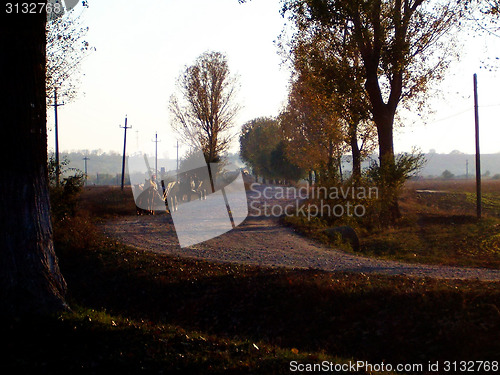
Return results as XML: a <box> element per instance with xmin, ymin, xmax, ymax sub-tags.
<box><xmin>47</xmin><ymin>0</ymin><xmax>500</xmax><ymax>158</ymax></box>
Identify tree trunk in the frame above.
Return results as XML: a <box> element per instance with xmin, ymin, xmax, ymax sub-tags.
<box><xmin>376</xmin><ymin>114</ymin><xmax>401</xmax><ymax>223</ymax></box>
<box><xmin>377</xmin><ymin>116</ymin><xmax>395</xmax><ymax>166</ymax></box>
<box><xmin>0</xmin><ymin>12</ymin><xmax>68</xmax><ymax>315</ymax></box>
<box><xmin>349</xmin><ymin>124</ymin><xmax>361</xmax><ymax>182</ymax></box>
<box><xmin>338</xmin><ymin>157</ymin><xmax>343</xmax><ymax>183</ymax></box>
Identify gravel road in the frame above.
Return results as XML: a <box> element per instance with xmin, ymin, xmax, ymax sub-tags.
<box><xmin>102</xmin><ymin>184</ymin><xmax>500</xmax><ymax>281</ymax></box>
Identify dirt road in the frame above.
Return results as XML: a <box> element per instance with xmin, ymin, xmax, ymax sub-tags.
<box><xmin>103</xmin><ymin>184</ymin><xmax>500</xmax><ymax>281</ymax></box>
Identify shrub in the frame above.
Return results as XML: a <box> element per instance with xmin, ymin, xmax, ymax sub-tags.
<box><xmin>441</xmin><ymin>170</ymin><xmax>455</xmax><ymax>179</ymax></box>
<box><xmin>366</xmin><ymin>150</ymin><xmax>426</xmax><ymax>225</ymax></box>
<box><xmin>48</xmin><ymin>156</ymin><xmax>85</xmax><ymax>223</ymax></box>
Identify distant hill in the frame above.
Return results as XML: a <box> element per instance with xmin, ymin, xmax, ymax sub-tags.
<box><xmin>418</xmin><ymin>152</ymin><xmax>500</xmax><ymax>178</ymax></box>
<box><xmin>53</xmin><ymin>151</ymin><xmax>245</xmax><ymax>176</ymax></box>
<box><xmin>54</xmin><ymin>150</ymin><xmax>500</xmax><ymax>181</ymax></box>
<box><xmin>353</xmin><ymin>152</ymin><xmax>500</xmax><ymax>178</ymax></box>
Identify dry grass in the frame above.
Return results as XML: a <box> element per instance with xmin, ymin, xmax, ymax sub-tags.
<box><xmin>400</xmin><ymin>179</ymin><xmax>500</xmax><ymax>218</ymax></box>
<box><xmin>53</xmin><ymin>221</ymin><xmax>499</xmax><ymax>372</ymax></box>
<box><xmin>78</xmin><ymin>186</ymin><xmax>138</xmax><ymax>218</ymax></box>
<box><xmin>284</xmin><ymin>179</ymin><xmax>500</xmax><ymax>268</ymax></box>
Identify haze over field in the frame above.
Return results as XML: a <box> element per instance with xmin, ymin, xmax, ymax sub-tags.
<box><xmin>56</xmin><ymin>150</ymin><xmax>500</xmax><ymax>180</ymax></box>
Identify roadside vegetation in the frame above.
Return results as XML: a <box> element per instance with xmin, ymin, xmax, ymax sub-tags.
<box><xmin>283</xmin><ymin>179</ymin><xmax>500</xmax><ymax>269</ymax></box>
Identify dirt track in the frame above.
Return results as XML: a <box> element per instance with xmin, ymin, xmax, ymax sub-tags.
<box><xmin>103</xmin><ymin>184</ymin><xmax>500</xmax><ymax>281</ymax></box>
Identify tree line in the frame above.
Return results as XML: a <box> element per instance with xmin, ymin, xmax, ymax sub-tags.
<box><xmin>238</xmin><ymin>0</ymin><xmax>498</xmax><ymax>223</ymax></box>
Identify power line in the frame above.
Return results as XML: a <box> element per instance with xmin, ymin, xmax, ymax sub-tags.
<box><xmin>473</xmin><ymin>73</ymin><xmax>482</xmax><ymax>219</ymax></box>
<box><xmin>466</xmin><ymin>13</ymin><xmax>500</xmax><ymax>39</ymax></box>
<box><xmin>423</xmin><ymin>103</ymin><xmax>500</xmax><ymax>125</ymax></box>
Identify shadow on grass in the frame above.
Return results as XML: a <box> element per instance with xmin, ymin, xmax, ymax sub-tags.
<box><xmin>57</xmin><ymin>240</ymin><xmax>500</xmax><ymax>367</ymax></box>
<box><xmin>1</xmin><ymin>311</ymin><xmax>313</xmax><ymax>375</ymax></box>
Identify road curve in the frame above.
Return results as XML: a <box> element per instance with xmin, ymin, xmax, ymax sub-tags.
<box><xmin>102</xmin><ymin>184</ymin><xmax>500</xmax><ymax>281</ymax></box>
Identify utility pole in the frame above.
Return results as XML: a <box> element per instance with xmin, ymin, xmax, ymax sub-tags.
<box><xmin>466</xmin><ymin>159</ymin><xmax>469</xmax><ymax>179</ymax></box>
<box><xmin>175</xmin><ymin>140</ymin><xmax>179</xmax><ymax>180</ymax></box>
<box><xmin>48</xmin><ymin>88</ymin><xmax>64</xmax><ymax>186</ymax></box>
<box><xmin>152</xmin><ymin>132</ymin><xmax>161</xmax><ymax>180</ymax></box>
<box><xmin>83</xmin><ymin>156</ymin><xmax>90</xmax><ymax>186</ymax></box>
<box><xmin>120</xmin><ymin>116</ymin><xmax>131</xmax><ymax>190</ymax></box>
<box><xmin>473</xmin><ymin>73</ymin><xmax>482</xmax><ymax>219</ymax></box>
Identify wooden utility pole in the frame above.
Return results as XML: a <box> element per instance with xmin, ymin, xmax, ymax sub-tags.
<box><xmin>49</xmin><ymin>88</ymin><xmax>64</xmax><ymax>186</ymax></box>
<box><xmin>120</xmin><ymin>116</ymin><xmax>131</xmax><ymax>190</ymax></box>
<box><xmin>473</xmin><ymin>73</ymin><xmax>482</xmax><ymax>219</ymax></box>
<box><xmin>83</xmin><ymin>156</ymin><xmax>90</xmax><ymax>185</ymax></box>
<box><xmin>152</xmin><ymin>132</ymin><xmax>161</xmax><ymax>180</ymax></box>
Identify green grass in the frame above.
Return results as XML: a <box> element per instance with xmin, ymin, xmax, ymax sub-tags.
<box><xmin>4</xmin><ymin>185</ymin><xmax>499</xmax><ymax>374</ymax></box>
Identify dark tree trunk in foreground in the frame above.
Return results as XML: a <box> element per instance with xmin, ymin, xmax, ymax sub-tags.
<box><xmin>0</xmin><ymin>12</ymin><xmax>68</xmax><ymax>315</ymax></box>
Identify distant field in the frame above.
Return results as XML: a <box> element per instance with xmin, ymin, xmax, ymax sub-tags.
<box><xmin>402</xmin><ymin>179</ymin><xmax>500</xmax><ymax>218</ymax></box>
<box><xmin>406</xmin><ymin>179</ymin><xmax>500</xmax><ymax>194</ymax></box>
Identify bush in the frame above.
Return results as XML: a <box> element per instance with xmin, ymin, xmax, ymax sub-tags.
<box><xmin>48</xmin><ymin>156</ymin><xmax>85</xmax><ymax>223</ymax></box>
<box><xmin>441</xmin><ymin>170</ymin><xmax>455</xmax><ymax>179</ymax></box>
<box><xmin>366</xmin><ymin>150</ymin><xmax>426</xmax><ymax>225</ymax></box>
<box><xmin>366</xmin><ymin>150</ymin><xmax>426</xmax><ymax>193</ymax></box>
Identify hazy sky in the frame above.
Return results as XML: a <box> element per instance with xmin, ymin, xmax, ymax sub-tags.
<box><xmin>47</xmin><ymin>0</ymin><xmax>500</xmax><ymax>159</ymax></box>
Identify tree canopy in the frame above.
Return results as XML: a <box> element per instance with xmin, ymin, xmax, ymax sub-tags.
<box><xmin>281</xmin><ymin>18</ymin><xmax>377</xmax><ymax>181</ymax></box>
<box><xmin>46</xmin><ymin>2</ymin><xmax>93</xmax><ymax>104</ymax></box>
<box><xmin>240</xmin><ymin>117</ymin><xmax>304</xmax><ymax>182</ymax></box>
<box><xmin>170</xmin><ymin>51</ymin><xmax>240</xmax><ymax>165</ymax></box>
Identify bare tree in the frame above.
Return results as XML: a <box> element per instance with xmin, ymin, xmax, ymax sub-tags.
<box><xmin>169</xmin><ymin>51</ymin><xmax>240</xmax><ymax>165</ymax></box>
